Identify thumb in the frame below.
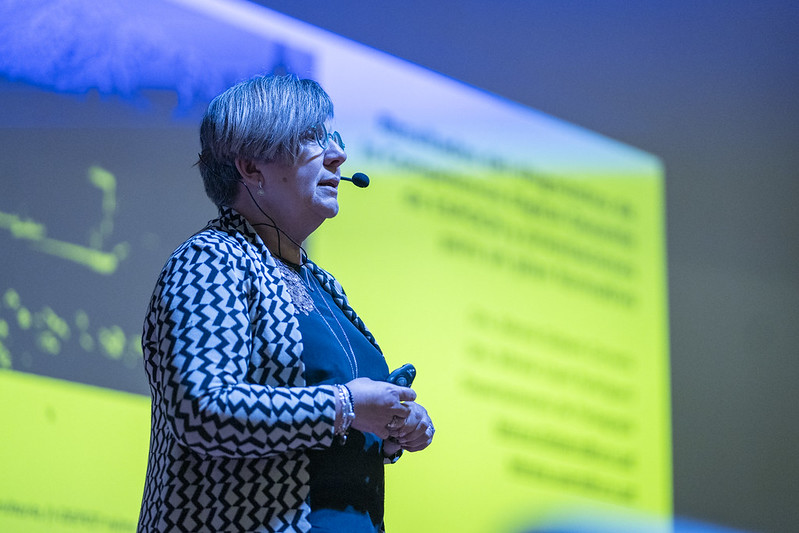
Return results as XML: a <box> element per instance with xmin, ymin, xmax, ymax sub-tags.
<box><xmin>396</xmin><ymin>386</ymin><xmax>417</xmax><ymax>402</ymax></box>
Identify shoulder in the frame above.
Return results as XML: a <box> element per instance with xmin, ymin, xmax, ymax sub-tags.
<box><xmin>305</xmin><ymin>259</ymin><xmax>382</xmax><ymax>353</ymax></box>
<box><xmin>154</xmin><ymin>222</ymin><xmax>273</xmax><ymax>302</ymax></box>
<box><xmin>182</xmin><ymin>225</ymin><xmax>252</xmax><ymax>258</ymax></box>
<box><xmin>164</xmin><ymin>209</ymin><xmax>271</xmax><ymax>275</ymax></box>
<box><xmin>163</xmin><ymin>228</ymin><xmax>248</xmax><ymax>273</ymax></box>
<box><xmin>306</xmin><ymin>260</ymin><xmax>351</xmax><ymax>307</ymax></box>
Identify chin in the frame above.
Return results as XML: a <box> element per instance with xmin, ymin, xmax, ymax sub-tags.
<box><xmin>314</xmin><ymin>202</ymin><xmax>339</xmax><ymax>221</ymax></box>
<box><xmin>327</xmin><ymin>198</ymin><xmax>340</xmax><ymax>216</ymax></box>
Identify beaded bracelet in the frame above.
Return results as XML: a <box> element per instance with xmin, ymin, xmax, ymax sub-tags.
<box><xmin>335</xmin><ymin>384</ymin><xmax>355</xmax><ymax>444</ymax></box>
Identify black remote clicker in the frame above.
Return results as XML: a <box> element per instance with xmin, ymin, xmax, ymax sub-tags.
<box><xmin>387</xmin><ymin>363</ymin><xmax>416</xmax><ymax>387</ymax></box>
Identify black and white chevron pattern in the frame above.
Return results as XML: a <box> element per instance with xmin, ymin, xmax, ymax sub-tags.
<box><xmin>138</xmin><ymin>208</ymin><xmax>384</xmax><ymax>532</ymax></box>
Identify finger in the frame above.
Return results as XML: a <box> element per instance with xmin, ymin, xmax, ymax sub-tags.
<box><xmin>398</xmin><ymin>419</ymin><xmax>434</xmax><ymax>443</ymax></box>
<box><xmin>399</xmin><ymin>434</ymin><xmax>432</xmax><ymax>452</ymax></box>
<box><xmin>395</xmin><ymin>386</ymin><xmax>417</xmax><ymax>402</ymax></box>
<box><xmin>399</xmin><ymin>425</ymin><xmax>435</xmax><ymax>448</ymax></box>
<box><xmin>393</xmin><ymin>419</ymin><xmax>422</xmax><ymax>439</ymax></box>
<box><xmin>390</xmin><ymin>402</ymin><xmax>412</xmax><ymax>420</ymax></box>
<box><xmin>400</xmin><ymin>424</ymin><xmax>430</xmax><ymax>442</ymax></box>
<box><xmin>390</xmin><ymin>425</ymin><xmax>414</xmax><ymax>440</ymax></box>
<box><xmin>393</xmin><ymin>409</ymin><xmax>425</xmax><ymax>438</ymax></box>
<box><xmin>386</xmin><ymin>415</ymin><xmax>406</xmax><ymax>431</ymax></box>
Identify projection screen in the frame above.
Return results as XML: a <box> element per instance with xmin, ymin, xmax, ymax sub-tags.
<box><xmin>0</xmin><ymin>1</ymin><xmax>670</xmax><ymax>531</ymax></box>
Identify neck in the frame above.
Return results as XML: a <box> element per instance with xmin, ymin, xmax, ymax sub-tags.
<box><xmin>257</xmin><ymin>222</ymin><xmax>305</xmax><ymax>265</ymax></box>
<box><xmin>230</xmin><ymin>186</ymin><xmax>318</xmax><ymax>265</ymax></box>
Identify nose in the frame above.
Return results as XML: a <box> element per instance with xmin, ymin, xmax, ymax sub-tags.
<box><xmin>324</xmin><ymin>138</ymin><xmax>347</xmax><ymax>169</ymax></box>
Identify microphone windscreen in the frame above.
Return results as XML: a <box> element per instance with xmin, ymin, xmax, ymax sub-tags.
<box><xmin>351</xmin><ymin>172</ymin><xmax>370</xmax><ymax>188</ymax></box>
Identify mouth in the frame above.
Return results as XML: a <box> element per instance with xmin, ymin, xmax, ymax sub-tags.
<box><xmin>318</xmin><ymin>176</ymin><xmax>340</xmax><ymax>189</ymax></box>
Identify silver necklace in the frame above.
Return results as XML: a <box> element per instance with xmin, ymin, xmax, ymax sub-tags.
<box><xmin>313</xmin><ymin>277</ymin><xmax>359</xmax><ymax>379</ymax></box>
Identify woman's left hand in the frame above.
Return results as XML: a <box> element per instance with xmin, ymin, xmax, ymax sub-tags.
<box><xmin>386</xmin><ymin>401</ymin><xmax>435</xmax><ymax>452</ymax></box>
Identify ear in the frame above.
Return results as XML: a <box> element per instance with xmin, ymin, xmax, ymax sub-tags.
<box><xmin>234</xmin><ymin>157</ymin><xmax>263</xmax><ymax>188</ymax></box>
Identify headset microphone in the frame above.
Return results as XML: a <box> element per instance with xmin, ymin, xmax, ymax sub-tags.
<box><xmin>341</xmin><ymin>172</ymin><xmax>370</xmax><ymax>188</ymax></box>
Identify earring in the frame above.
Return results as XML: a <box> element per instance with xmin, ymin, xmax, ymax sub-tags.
<box><xmin>257</xmin><ymin>181</ymin><xmax>265</xmax><ymax>196</ymax></box>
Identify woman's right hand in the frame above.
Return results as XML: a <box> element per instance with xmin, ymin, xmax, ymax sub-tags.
<box><xmin>345</xmin><ymin>377</ymin><xmax>416</xmax><ymax>440</ymax></box>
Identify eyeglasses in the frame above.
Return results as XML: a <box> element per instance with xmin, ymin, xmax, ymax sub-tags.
<box><xmin>307</xmin><ymin>123</ymin><xmax>345</xmax><ymax>151</ymax></box>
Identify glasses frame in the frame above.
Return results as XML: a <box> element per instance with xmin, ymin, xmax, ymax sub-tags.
<box><xmin>310</xmin><ymin>123</ymin><xmax>345</xmax><ymax>151</ymax></box>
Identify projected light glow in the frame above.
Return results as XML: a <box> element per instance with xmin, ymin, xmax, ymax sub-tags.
<box><xmin>0</xmin><ymin>167</ymin><xmax>128</xmax><ymax>275</ymax></box>
<box><xmin>0</xmin><ymin>1</ymin><xmax>670</xmax><ymax>532</ymax></box>
<box><xmin>0</xmin><ymin>0</ymin><xmax>313</xmax><ymax>107</ymax></box>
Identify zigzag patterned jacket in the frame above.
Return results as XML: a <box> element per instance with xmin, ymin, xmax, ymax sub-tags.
<box><xmin>138</xmin><ymin>208</ymin><xmax>384</xmax><ymax>532</ymax></box>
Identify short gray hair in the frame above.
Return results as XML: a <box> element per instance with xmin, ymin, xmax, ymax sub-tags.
<box><xmin>197</xmin><ymin>74</ymin><xmax>334</xmax><ymax>207</ymax></box>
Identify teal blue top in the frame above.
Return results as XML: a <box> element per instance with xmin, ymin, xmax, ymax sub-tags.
<box><xmin>289</xmin><ymin>261</ymin><xmax>390</xmax><ymax>532</ymax></box>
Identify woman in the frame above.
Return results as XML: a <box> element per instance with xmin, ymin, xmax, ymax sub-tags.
<box><xmin>138</xmin><ymin>74</ymin><xmax>434</xmax><ymax>532</ymax></box>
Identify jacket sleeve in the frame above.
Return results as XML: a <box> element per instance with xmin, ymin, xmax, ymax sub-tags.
<box><xmin>144</xmin><ymin>236</ymin><xmax>338</xmax><ymax>458</ymax></box>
